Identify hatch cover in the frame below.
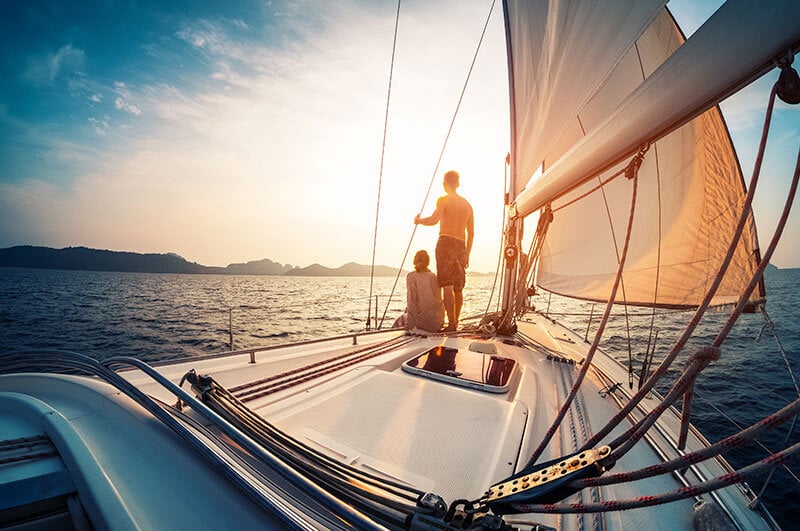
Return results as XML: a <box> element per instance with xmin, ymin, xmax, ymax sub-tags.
<box><xmin>402</xmin><ymin>346</ymin><xmax>517</xmax><ymax>393</ymax></box>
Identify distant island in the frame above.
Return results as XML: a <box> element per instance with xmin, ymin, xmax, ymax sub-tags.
<box><xmin>0</xmin><ymin>245</ymin><xmax>782</xmax><ymax>277</ymax></box>
<box><xmin>0</xmin><ymin>245</ymin><xmax>409</xmax><ymax>277</ymax></box>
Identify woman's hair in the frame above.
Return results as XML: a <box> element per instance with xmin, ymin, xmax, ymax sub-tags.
<box><xmin>413</xmin><ymin>250</ymin><xmax>430</xmax><ymax>272</ymax></box>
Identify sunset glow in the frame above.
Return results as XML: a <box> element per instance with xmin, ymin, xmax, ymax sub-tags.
<box><xmin>1</xmin><ymin>0</ymin><xmax>798</xmax><ymax>271</ymax></box>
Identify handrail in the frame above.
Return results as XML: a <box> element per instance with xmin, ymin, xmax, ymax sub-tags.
<box><xmin>136</xmin><ymin>328</ymin><xmax>406</xmax><ymax>368</ymax></box>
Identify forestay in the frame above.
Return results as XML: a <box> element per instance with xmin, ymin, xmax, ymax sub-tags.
<box><xmin>504</xmin><ymin>1</ymin><xmax>771</xmax><ymax>308</ymax></box>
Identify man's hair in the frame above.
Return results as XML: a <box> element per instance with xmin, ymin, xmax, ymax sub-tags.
<box><xmin>444</xmin><ymin>170</ymin><xmax>460</xmax><ymax>187</ymax></box>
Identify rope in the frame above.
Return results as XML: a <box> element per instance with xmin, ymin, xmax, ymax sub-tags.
<box><xmin>711</xmin><ymin>141</ymin><xmax>799</xmax><ymax>350</ymax></box>
<box><xmin>580</xmin><ymin>82</ymin><xmax>781</xmax><ymax>452</ymax></box>
<box><xmin>597</xmin><ymin>174</ymin><xmax>635</xmax><ymax>389</ymax></box>
<box><xmin>509</xmin><ymin>440</ymin><xmax>800</xmax><ymax>514</ymax></box>
<box><xmin>593</xmin><ymin>112</ymin><xmax>800</xmax><ymax>468</ymax></box>
<box><xmin>677</xmin><ymin>382</ymin><xmax>695</xmax><ymax>450</ymax></box>
<box><xmin>378</xmin><ymin>0</ymin><xmax>498</xmax><ymax>329</ymax></box>
<box><xmin>681</xmin><ymin>130</ymin><xmax>800</xmax><ymax>452</ymax></box>
<box><xmin>604</xmin><ymin>346</ymin><xmax>721</xmax><ymax>466</ymax></box>
<box><xmin>526</xmin><ymin>151</ymin><xmax>643</xmax><ymax>466</ymax></box>
<box><xmin>757</xmin><ymin>309</ymin><xmax>800</xmax><ymax>399</ymax></box>
<box><xmin>492</xmin><ymin>201</ymin><xmax>552</xmax><ymax>332</ymax></box>
<box><xmin>200</xmin><ymin>381</ymin><xmax>424</xmax><ymax>508</ymax></box>
<box><xmin>700</xmin><ymin>397</ymin><xmax>800</xmax><ymax>487</ymax></box>
<box><xmin>741</xmin><ymin>151</ymin><xmax>800</xmax><ymax>508</ymax></box>
<box><xmin>367</xmin><ymin>0</ymin><xmax>402</xmax><ymax>331</ymax></box>
<box><xmin>642</xmin><ymin>142</ymin><xmax>664</xmax><ymax>391</ymax></box>
<box><xmin>551</xmin><ymin>165</ymin><xmax>629</xmax><ymax>213</ymax></box>
<box><xmin>572</xmin><ymin>397</ymin><xmax>800</xmax><ymax>489</ymax></box>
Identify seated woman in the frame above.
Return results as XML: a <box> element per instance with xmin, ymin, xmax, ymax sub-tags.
<box><xmin>403</xmin><ymin>250</ymin><xmax>444</xmax><ymax>332</ymax></box>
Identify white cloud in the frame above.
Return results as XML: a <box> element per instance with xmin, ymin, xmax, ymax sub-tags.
<box><xmin>177</xmin><ymin>20</ymin><xmax>248</xmax><ymax>62</ymax></box>
<box><xmin>89</xmin><ymin>93</ymin><xmax>102</xmax><ymax>102</ymax></box>
<box><xmin>719</xmin><ymin>78</ymin><xmax>771</xmax><ymax>132</ymax></box>
<box><xmin>210</xmin><ymin>61</ymin><xmax>255</xmax><ymax>89</ymax></box>
<box><xmin>113</xmin><ymin>82</ymin><xmax>142</xmax><ymax>115</ymax></box>
<box><xmin>22</xmin><ymin>44</ymin><xmax>85</xmax><ymax>86</ymax></box>
<box><xmin>115</xmin><ymin>97</ymin><xmax>142</xmax><ymax>115</ymax></box>
<box><xmin>88</xmin><ymin>116</ymin><xmax>110</xmax><ymax>135</ymax></box>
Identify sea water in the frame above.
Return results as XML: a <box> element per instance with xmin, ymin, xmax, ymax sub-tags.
<box><xmin>1</xmin><ymin>266</ymin><xmax>798</xmax><ymax>526</ymax></box>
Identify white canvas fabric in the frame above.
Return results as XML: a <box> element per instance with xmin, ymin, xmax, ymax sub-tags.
<box><xmin>537</xmin><ymin>107</ymin><xmax>761</xmax><ymax>307</ymax></box>
<box><xmin>504</xmin><ymin>0</ymin><xmax>664</xmax><ymax>196</ymax></box>
<box><xmin>504</xmin><ymin>4</ymin><xmax>777</xmax><ymax>307</ymax></box>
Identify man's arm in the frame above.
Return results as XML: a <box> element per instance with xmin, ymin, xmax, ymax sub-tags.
<box><xmin>414</xmin><ymin>197</ymin><xmax>444</xmax><ymax>226</ymax></box>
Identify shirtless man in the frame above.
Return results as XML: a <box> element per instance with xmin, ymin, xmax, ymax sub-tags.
<box><xmin>414</xmin><ymin>170</ymin><xmax>474</xmax><ymax>332</ymax></box>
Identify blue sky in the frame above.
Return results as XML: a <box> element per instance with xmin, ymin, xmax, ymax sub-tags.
<box><xmin>1</xmin><ymin>0</ymin><xmax>798</xmax><ymax>271</ymax></box>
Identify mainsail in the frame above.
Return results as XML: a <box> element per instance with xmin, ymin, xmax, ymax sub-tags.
<box><xmin>502</xmin><ymin>0</ymin><xmax>800</xmax><ymax>308</ymax></box>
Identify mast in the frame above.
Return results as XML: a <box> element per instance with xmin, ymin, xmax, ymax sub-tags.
<box><xmin>500</xmin><ymin>0</ymin><xmax>521</xmax><ymax>317</ymax></box>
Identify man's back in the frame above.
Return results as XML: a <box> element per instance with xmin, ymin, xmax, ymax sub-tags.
<box><xmin>437</xmin><ymin>194</ymin><xmax>473</xmax><ymax>242</ymax></box>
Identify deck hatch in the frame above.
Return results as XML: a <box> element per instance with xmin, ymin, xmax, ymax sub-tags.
<box><xmin>402</xmin><ymin>346</ymin><xmax>516</xmax><ymax>393</ymax></box>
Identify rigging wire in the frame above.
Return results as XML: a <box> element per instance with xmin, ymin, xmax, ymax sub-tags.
<box><xmin>699</xmin><ymin>396</ymin><xmax>800</xmax><ymax>487</ymax></box>
<box><xmin>570</xmin><ymin>397</ymin><xmax>800</xmax><ymax>489</ymax></box>
<box><xmin>493</xmin><ymin>203</ymin><xmax>549</xmax><ymax>331</ymax></box>
<box><xmin>597</xmin><ymin>173</ymin><xmax>635</xmax><ymax>389</ymax></box>
<box><xmin>645</xmin><ymin>142</ymin><xmax>664</xmax><ymax>379</ymax></box>
<box><xmin>502</xmin><ymin>440</ymin><xmax>800</xmax><ymax>514</ymax></box>
<box><xmin>378</xmin><ymin>0</ymin><xmax>498</xmax><ymax>329</ymax></box>
<box><xmin>367</xmin><ymin>0</ymin><xmax>402</xmax><ymax>331</ymax></box>
<box><xmin>749</xmin><ymin>252</ymin><xmax>800</xmax><ymax>507</ymax></box>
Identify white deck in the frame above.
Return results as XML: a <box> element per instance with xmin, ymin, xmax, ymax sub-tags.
<box><xmin>1</xmin><ymin>317</ymin><xmax>774</xmax><ymax>530</ymax></box>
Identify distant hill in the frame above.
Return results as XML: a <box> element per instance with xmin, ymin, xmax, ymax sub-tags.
<box><xmin>285</xmin><ymin>262</ymin><xmax>403</xmax><ymax>277</ymax></box>
<box><xmin>224</xmin><ymin>258</ymin><xmax>294</xmax><ymax>275</ymax></box>
<box><xmin>0</xmin><ymin>245</ymin><xmax>214</xmax><ymax>274</ymax></box>
<box><xmin>0</xmin><ymin>245</ymin><xmax>404</xmax><ymax>277</ymax></box>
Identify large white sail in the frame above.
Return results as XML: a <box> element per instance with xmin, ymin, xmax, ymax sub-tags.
<box><xmin>504</xmin><ymin>0</ymin><xmax>664</xmax><ymax>197</ymax></box>
<box><xmin>503</xmin><ymin>1</ymin><xmax>796</xmax><ymax>307</ymax></box>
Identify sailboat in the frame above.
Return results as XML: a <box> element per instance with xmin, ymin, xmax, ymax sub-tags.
<box><xmin>2</xmin><ymin>0</ymin><xmax>799</xmax><ymax>529</ymax></box>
